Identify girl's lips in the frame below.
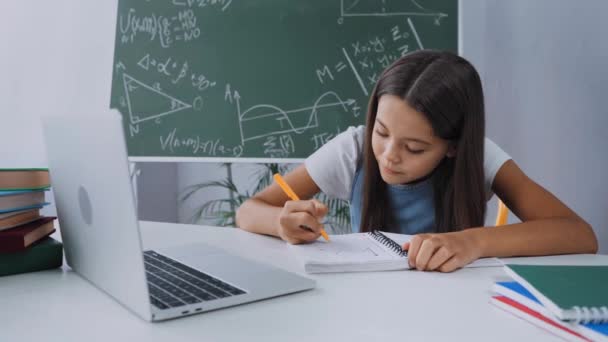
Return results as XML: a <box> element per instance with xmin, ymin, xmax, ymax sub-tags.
<box><xmin>382</xmin><ymin>166</ymin><xmax>401</xmax><ymax>175</ymax></box>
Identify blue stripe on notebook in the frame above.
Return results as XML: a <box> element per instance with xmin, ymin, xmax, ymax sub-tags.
<box><xmin>0</xmin><ymin>189</ymin><xmax>48</xmax><ymax>197</ymax></box>
<box><xmin>0</xmin><ymin>203</ymin><xmax>49</xmax><ymax>214</ymax></box>
<box><xmin>497</xmin><ymin>281</ymin><xmax>608</xmax><ymax>336</ymax></box>
<box><xmin>496</xmin><ymin>281</ymin><xmax>541</xmax><ymax>303</ymax></box>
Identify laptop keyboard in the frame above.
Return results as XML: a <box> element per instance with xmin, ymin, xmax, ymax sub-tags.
<box><xmin>143</xmin><ymin>250</ymin><xmax>246</xmax><ymax>310</ymax></box>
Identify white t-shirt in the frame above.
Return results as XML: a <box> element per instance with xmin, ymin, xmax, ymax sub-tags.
<box><xmin>305</xmin><ymin>125</ymin><xmax>511</xmax><ymax>201</ymax></box>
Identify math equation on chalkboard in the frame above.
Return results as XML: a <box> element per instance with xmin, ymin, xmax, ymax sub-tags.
<box><xmin>110</xmin><ymin>0</ymin><xmax>457</xmax><ymax>160</ymax></box>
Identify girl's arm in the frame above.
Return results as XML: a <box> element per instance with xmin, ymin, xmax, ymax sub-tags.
<box><xmin>404</xmin><ymin>160</ymin><xmax>598</xmax><ymax>272</ymax></box>
<box><xmin>235</xmin><ymin>165</ymin><xmax>327</xmax><ymax>244</ymax></box>
<box><xmin>473</xmin><ymin>159</ymin><xmax>598</xmax><ymax>257</ymax></box>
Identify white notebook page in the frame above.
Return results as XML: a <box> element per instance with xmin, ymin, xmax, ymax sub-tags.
<box><xmin>289</xmin><ymin>233</ymin><xmax>403</xmax><ymax>264</ymax></box>
<box><xmin>383</xmin><ymin>232</ymin><xmax>503</xmax><ymax>268</ymax></box>
<box><xmin>290</xmin><ymin>232</ymin><xmax>503</xmax><ymax>268</ymax></box>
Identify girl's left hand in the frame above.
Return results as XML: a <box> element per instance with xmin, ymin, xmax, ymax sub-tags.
<box><xmin>402</xmin><ymin>230</ymin><xmax>482</xmax><ymax>272</ymax></box>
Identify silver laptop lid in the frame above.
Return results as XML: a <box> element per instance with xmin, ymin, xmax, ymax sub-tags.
<box><xmin>42</xmin><ymin>111</ymin><xmax>152</xmax><ymax>321</ymax></box>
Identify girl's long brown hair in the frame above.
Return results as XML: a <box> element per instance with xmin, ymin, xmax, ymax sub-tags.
<box><xmin>361</xmin><ymin>50</ymin><xmax>486</xmax><ymax>233</ymax></box>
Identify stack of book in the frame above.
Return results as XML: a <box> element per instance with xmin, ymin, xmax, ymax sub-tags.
<box><xmin>0</xmin><ymin>168</ymin><xmax>62</xmax><ymax>276</ymax></box>
<box><xmin>491</xmin><ymin>264</ymin><xmax>608</xmax><ymax>341</ymax></box>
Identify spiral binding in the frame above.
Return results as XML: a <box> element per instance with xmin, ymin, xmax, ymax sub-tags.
<box><xmin>571</xmin><ymin>306</ymin><xmax>608</xmax><ymax>324</ymax></box>
<box><xmin>369</xmin><ymin>230</ymin><xmax>408</xmax><ymax>258</ymax></box>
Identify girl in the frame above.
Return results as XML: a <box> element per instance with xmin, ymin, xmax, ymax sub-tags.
<box><xmin>236</xmin><ymin>50</ymin><xmax>597</xmax><ymax>272</ymax></box>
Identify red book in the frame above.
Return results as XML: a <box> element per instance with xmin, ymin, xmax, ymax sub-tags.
<box><xmin>0</xmin><ymin>217</ymin><xmax>56</xmax><ymax>253</ymax></box>
<box><xmin>491</xmin><ymin>295</ymin><xmax>590</xmax><ymax>341</ymax></box>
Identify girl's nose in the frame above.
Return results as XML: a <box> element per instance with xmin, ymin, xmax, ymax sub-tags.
<box><xmin>384</xmin><ymin>141</ymin><xmax>401</xmax><ymax>164</ymax></box>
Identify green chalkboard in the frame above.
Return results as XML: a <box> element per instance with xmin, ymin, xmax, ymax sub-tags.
<box><xmin>110</xmin><ymin>0</ymin><xmax>457</xmax><ymax>160</ymax></box>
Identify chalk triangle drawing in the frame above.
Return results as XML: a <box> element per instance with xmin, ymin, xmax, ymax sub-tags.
<box><xmin>122</xmin><ymin>73</ymin><xmax>192</xmax><ymax>124</ymax></box>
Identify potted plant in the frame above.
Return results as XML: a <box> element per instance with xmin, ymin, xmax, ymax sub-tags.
<box><xmin>180</xmin><ymin>163</ymin><xmax>351</xmax><ymax>234</ymax></box>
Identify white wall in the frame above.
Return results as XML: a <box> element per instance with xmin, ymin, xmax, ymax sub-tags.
<box><xmin>461</xmin><ymin>0</ymin><xmax>608</xmax><ymax>252</ymax></box>
<box><xmin>0</xmin><ymin>1</ymin><xmax>117</xmax><ymax>165</ymax></box>
<box><xmin>0</xmin><ymin>1</ymin><xmax>118</xmax><ymax>218</ymax></box>
<box><xmin>0</xmin><ymin>1</ymin><xmax>178</xmax><ymax>222</ymax></box>
<box><xmin>137</xmin><ymin>162</ymin><xmax>178</xmax><ymax>222</ymax></box>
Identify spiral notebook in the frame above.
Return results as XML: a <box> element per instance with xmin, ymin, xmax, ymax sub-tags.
<box><xmin>491</xmin><ymin>281</ymin><xmax>608</xmax><ymax>341</ymax></box>
<box><xmin>289</xmin><ymin>231</ymin><xmax>410</xmax><ymax>273</ymax></box>
<box><xmin>289</xmin><ymin>231</ymin><xmax>502</xmax><ymax>273</ymax></box>
<box><xmin>504</xmin><ymin>264</ymin><xmax>608</xmax><ymax>324</ymax></box>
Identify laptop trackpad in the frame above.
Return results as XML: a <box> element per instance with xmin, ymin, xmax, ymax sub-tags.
<box><xmin>155</xmin><ymin>243</ymin><xmax>282</xmax><ymax>292</ymax></box>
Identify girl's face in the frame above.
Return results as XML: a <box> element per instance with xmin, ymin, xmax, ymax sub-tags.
<box><xmin>372</xmin><ymin>94</ymin><xmax>454</xmax><ymax>185</ymax></box>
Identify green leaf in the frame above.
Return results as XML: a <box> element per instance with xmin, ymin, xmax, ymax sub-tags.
<box><xmin>180</xmin><ymin>162</ymin><xmax>351</xmax><ymax>233</ymax></box>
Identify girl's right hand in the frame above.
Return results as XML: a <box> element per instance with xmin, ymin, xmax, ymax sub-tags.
<box><xmin>277</xmin><ymin>199</ymin><xmax>328</xmax><ymax>244</ymax></box>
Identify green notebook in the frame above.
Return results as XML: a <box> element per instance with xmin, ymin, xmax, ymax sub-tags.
<box><xmin>0</xmin><ymin>236</ymin><xmax>63</xmax><ymax>276</ymax></box>
<box><xmin>505</xmin><ymin>264</ymin><xmax>608</xmax><ymax>323</ymax></box>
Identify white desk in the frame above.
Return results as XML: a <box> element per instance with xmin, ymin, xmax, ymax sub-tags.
<box><xmin>2</xmin><ymin>221</ymin><xmax>603</xmax><ymax>342</ymax></box>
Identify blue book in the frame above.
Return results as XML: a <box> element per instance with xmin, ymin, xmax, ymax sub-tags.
<box><xmin>0</xmin><ymin>189</ymin><xmax>47</xmax><ymax>197</ymax></box>
<box><xmin>493</xmin><ymin>281</ymin><xmax>608</xmax><ymax>341</ymax></box>
<box><xmin>0</xmin><ymin>203</ymin><xmax>49</xmax><ymax>214</ymax></box>
<box><xmin>0</xmin><ymin>189</ymin><xmax>49</xmax><ymax>213</ymax></box>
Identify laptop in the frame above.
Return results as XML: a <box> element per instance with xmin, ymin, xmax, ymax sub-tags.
<box><xmin>41</xmin><ymin>112</ymin><xmax>315</xmax><ymax>322</ymax></box>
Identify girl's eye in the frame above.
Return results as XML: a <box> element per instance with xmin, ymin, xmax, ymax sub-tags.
<box><xmin>407</xmin><ymin>147</ymin><xmax>424</xmax><ymax>154</ymax></box>
<box><xmin>375</xmin><ymin>129</ymin><xmax>388</xmax><ymax>137</ymax></box>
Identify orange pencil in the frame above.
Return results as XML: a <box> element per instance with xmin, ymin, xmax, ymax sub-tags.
<box><xmin>495</xmin><ymin>200</ymin><xmax>508</xmax><ymax>226</ymax></box>
<box><xmin>273</xmin><ymin>173</ymin><xmax>330</xmax><ymax>242</ymax></box>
